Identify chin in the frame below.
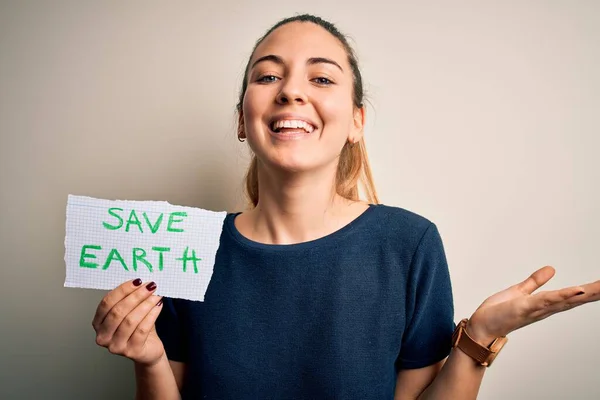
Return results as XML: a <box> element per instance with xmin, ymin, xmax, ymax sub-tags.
<box><xmin>251</xmin><ymin>137</ymin><xmax>339</xmax><ymax>175</ymax></box>
<box><xmin>264</xmin><ymin>152</ymin><xmax>335</xmax><ymax>175</ymax></box>
<box><xmin>270</xmin><ymin>159</ymin><xmax>315</xmax><ymax>173</ymax></box>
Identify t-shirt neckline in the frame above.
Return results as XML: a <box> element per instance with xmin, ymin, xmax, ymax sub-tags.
<box><xmin>226</xmin><ymin>204</ymin><xmax>378</xmax><ymax>252</ymax></box>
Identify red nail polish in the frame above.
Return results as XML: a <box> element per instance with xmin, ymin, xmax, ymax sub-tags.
<box><xmin>146</xmin><ymin>282</ymin><xmax>157</xmax><ymax>291</ymax></box>
<box><xmin>576</xmin><ymin>291</ymin><xmax>585</xmax><ymax>296</ymax></box>
<box><xmin>133</xmin><ymin>278</ymin><xmax>142</xmax><ymax>286</ymax></box>
<box><xmin>157</xmin><ymin>299</ymin><xmax>163</xmax><ymax>307</ymax></box>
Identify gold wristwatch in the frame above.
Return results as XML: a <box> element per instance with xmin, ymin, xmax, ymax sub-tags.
<box><xmin>451</xmin><ymin>318</ymin><xmax>508</xmax><ymax>367</ymax></box>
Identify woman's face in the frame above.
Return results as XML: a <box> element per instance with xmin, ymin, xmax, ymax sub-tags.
<box><xmin>242</xmin><ymin>21</ymin><xmax>363</xmax><ymax>174</ymax></box>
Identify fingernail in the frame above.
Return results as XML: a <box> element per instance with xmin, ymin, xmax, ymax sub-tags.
<box><xmin>146</xmin><ymin>282</ymin><xmax>157</xmax><ymax>291</ymax></box>
<box><xmin>157</xmin><ymin>299</ymin><xmax>163</xmax><ymax>307</ymax></box>
<box><xmin>133</xmin><ymin>278</ymin><xmax>142</xmax><ymax>287</ymax></box>
<box><xmin>576</xmin><ymin>291</ymin><xmax>585</xmax><ymax>296</ymax></box>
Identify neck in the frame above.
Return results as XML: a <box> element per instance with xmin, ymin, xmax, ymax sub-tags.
<box><xmin>244</xmin><ymin>162</ymin><xmax>360</xmax><ymax>245</ymax></box>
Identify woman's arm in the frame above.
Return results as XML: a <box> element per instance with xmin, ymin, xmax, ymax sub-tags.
<box><xmin>134</xmin><ymin>356</ymin><xmax>183</xmax><ymax>400</ymax></box>
<box><xmin>396</xmin><ymin>266</ymin><xmax>600</xmax><ymax>400</ymax></box>
<box><xmin>394</xmin><ymin>346</ymin><xmax>488</xmax><ymax>400</ymax></box>
<box><xmin>92</xmin><ymin>280</ymin><xmax>184</xmax><ymax>400</ymax></box>
<box><xmin>394</xmin><ymin>360</ymin><xmax>445</xmax><ymax>400</ymax></box>
<box><xmin>412</xmin><ymin>328</ymin><xmax>493</xmax><ymax>400</ymax></box>
<box><xmin>394</xmin><ymin>324</ymin><xmax>492</xmax><ymax>400</ymax></box>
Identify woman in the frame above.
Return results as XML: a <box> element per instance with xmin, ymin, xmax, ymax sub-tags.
<box><xmin>91</xmin><ymin>14</ymin><xmax>599</xmax><ymax>399</ymax></box>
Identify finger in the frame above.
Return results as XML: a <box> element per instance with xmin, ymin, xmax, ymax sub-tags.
<box><xmin>96</xmin><ymin>281</ymin><xmax>158</xmax><ymax>343</ymax></box>
<box><xmin>110</xmin><ymin>295</ymin><xmax>162</xmax><ymax>350</ymax></box>
<box><xmin>128</xmin><ymin>298</ymin><xmax>164</xmax><ymax>350</ymax></box>
<box><xmin>558</xmin><ymin>279</ymin><xmax>600</xmax><ymax>310</ymax></box>
<box><xmin>93</xmin><ymin>278</ymin><xmax>143</xmax><ymax>330</ymax></box>
<box><xmin>575</xmin><ymin>279</ymin><xmax>600</xmax><ymax>302</ymax></box>
<box><xmin>528</xmin><ymin>286</ymin><xmax>585</xmax><ymax>318</ymax></box>
<box><xmin>531</xmin><ymin>285</ymin><xmax>581</xmax><ymax>308</ymax></box>
<box><xmin>515</xmin><ymin>266</ymin><xmax>556</xmax><ymax>295</ymax></box>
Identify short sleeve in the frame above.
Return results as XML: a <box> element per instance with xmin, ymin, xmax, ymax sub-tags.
<box><xmin>396</xmin><ymin>223</ymin><xmax>455</xmax><ymax>369</ymax></box>
<box><xmin>155</xmin><ymin>297</ymin><xmax>189</xmax><ymax>362</ymax></box>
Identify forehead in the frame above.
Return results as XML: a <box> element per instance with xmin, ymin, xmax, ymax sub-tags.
<box><xmin>251</xmin><ymin>21</ymin><xmax>348</xmax><ymax>68</ymax></box>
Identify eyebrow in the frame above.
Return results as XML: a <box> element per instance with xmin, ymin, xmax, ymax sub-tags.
<box><xmin>250</xmin><ymin>54</ymin><xmax>344</xmax><ymax>72</ymax></box>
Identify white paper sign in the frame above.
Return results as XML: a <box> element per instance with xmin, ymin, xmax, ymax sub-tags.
<box><xmin>64</xmin><ymin>194</ymin><xmax>227</xmax><ymax>301</ymax></box>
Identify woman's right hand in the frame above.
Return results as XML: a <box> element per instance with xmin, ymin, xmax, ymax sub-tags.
<box><xmin>92</xmin><ymin>278</ymin><xmax>165</xmax><ymax>367</ymax></box>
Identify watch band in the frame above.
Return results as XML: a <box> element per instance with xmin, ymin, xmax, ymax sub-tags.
<box><xmin>452</xmin><ymin>318</ymin><xmax>508</xmax><ymax>367</ymax></box>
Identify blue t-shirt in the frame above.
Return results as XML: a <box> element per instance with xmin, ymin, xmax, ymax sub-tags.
<box><xmin>155</xmin><ymin>204</ymin><xmax>455</xmax><ymax>399</ymax></box>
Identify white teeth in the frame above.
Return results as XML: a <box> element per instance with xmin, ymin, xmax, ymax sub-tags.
<box><xmin>271</xmin><ymin>119</ymin><xmax>315</xmax><ymax>133</ymax></box>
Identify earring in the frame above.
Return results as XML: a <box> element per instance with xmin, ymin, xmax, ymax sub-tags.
<box><xmin>238</xmin><ymin>136</ymin><xmax>245</xmax><ymax>142</ymax></box>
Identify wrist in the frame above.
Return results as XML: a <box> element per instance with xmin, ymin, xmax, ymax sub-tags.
<box><xmin>134</xmin><ymin>352</ymin><xmax>168</xmax><ymax>372</ymax></box>
<box><xmin>452</xmin><ymin>318</ymin><xmax>509</xmax><ymax>368</ymax></box>
<box><xmin>466</xmin><ymin>318</ymin><xmax>498</xmax><ymax>346</ymax></box>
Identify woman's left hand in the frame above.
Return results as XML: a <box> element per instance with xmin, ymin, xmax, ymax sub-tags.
<box><xmin>466</xmin><ymin>266</ymin><xmax>600</xmax><ymax>344</ymax></box>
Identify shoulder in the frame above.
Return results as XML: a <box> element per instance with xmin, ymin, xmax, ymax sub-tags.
<box><xmin>370</xmin><ymin>203</ymin><xmax>432</xmax><ymax>226</ymax></box>
<box><xmin>368</xmin><ymin>203</ymin><xmax>436</xmax><ymax>241</ymax></box>
<box><xmin>361</xmin><ymin>204</ymin><xmax>447</xmax><ymax>268</ymax></box>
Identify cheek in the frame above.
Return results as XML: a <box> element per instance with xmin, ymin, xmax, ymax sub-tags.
<box><xmin>243</xmin><ymin>86</ymin><xmax>276</xmax><ymax>132</ymax></box>
<box><xmin>242</xmin><ymin>88</ymin><xmax>257</xmax><ymax>120</ymax></box>
<box><xmin>318</xmin><ymin>92</ymin><xmax>355</xmax><ymax>131</ymax></box>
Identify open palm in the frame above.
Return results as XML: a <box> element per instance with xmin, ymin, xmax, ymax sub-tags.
<box><xmin>468</xmin><ymin>266</ymin><xmax>600</xmax><ymax>342</ymax></box>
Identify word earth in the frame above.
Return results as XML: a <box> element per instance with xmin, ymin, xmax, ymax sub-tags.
<box><xmin>79</xmin><ymin>245</ymin><xmax>203</xmax><ymax>273</ymax></box>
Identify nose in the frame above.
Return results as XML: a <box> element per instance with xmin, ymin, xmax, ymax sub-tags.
<box><xmin>275</xmin><ymin>77</ymin><xmax>307</xmax><ymax>105</ymax></box>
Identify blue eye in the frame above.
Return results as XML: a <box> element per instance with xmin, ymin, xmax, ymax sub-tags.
<box><xmin>313</xmin><ymin>77</ymin><xmax>333</xmax><ymax>85</ymax></box>
<box><xmin>257</xmin><ymin>75</ymin><xmax>279</xmax><ymax>83</ymax></box>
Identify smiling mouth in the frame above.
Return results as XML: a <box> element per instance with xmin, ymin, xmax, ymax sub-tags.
<box><xmin>269</xmin><ymin>119</ymin><xmax>316</xmax><ymax>134</ymax></box>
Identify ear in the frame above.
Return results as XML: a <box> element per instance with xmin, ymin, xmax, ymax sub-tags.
<box><xmin>237</xmin><ymin>111</ymin><xmax>246</xmax><ymax>139</ymax></box>
<box><xmin>349</xmin><ymin>106</ymin><xmax>365</xmax><ymax>143</ymax></box>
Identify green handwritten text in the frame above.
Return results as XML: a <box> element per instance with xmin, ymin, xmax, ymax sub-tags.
<box><xmin>176</xmin><ymin>246</ymin><xmax>202</xmax><ymax>273</ymax></box>
<box><xmin>78</xmin><ymin>245</ymin><xmax>172</xmax><ymax>272</ymax></box>
<box><xmin>102</xmin><ymin>209</ymin><xmax>187</xmax><ymax>234</ymax></box>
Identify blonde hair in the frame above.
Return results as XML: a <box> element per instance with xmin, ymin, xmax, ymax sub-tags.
<box><xmin>236</xmin><ymin>14</ymin><xmax>380</xmax><ymax>208</ymax></box>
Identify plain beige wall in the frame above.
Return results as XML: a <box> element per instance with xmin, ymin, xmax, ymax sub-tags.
<box><xmin>1</xmin><ymin>1</ymin><xmax>598</xmax><ymax>399</ymax></box>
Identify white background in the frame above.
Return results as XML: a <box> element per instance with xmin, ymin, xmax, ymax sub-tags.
<box><xmin>0</xmin><ymin>1</ymin><xmax>598</xmax><ymax>399</ymax></box>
